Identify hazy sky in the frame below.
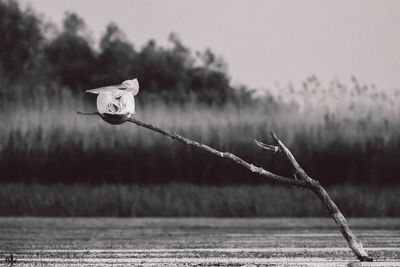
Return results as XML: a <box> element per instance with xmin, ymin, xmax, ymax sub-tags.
<box><xmin>22</xmin><ymin>0</ymin><xmax>400</xmax><ymax>92</ymax></box>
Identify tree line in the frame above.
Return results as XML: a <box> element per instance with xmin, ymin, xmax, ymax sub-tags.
<box><xmin>0</xmin><ymin>0</ymin><xmax>255</xmax><ymax>105</ymax></box>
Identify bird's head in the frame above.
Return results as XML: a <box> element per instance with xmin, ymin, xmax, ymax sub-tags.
<box><xmin>122</xmin><ymin>79</ymin><xmax>139</xmax><ymax>96</ymax></box>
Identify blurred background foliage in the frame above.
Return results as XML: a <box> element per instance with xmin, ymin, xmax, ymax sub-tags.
<box><xmin>0</xmin><ymin>0</ymin><xmax>253</xmax><ymax>105</ymax></box>
<box><xmin>1</xmin><ymin>0</ymin><xmax>400</xmax><ymax>189</ymax></box>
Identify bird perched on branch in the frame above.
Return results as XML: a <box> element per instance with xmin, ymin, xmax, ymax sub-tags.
<box><xmin>85</xmin><ymin>78</ymin><xmax>139</xmax><ymax>124</ymax></box>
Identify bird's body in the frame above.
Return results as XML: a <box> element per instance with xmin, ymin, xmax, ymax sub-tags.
<box><xmin>85</xmin><ymin>79</ymin><xmax>139</xmax><ymax>124</ymax></box>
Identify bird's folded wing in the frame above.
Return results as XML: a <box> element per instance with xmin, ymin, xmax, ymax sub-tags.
<box><xmin>85</xmin><ymin>84</ymin><xmax>127</xmax><ymax>94</ymax></box>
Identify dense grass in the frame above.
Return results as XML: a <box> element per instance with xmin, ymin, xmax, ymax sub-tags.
<box><xmin>1</xmin><ymin>77</ymin><xmax>400</xmax><ymax>184</ymax></box>
<box><xmin>0</xmin><ymin>183</ymin><xmax>399</xmax><ymax>217</ymax></box>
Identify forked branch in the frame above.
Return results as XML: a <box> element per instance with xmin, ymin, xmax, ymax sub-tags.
<box><xmin>127</xmin><ymin>117</ymin><xmax>372</xmax><ymax>262</ymax></box>
<box><xmin>271</xmin><ymin>132</ymin><xmax>373</xmax><ymax>262</ymax></box>
<box><xmin>79</xmin><ymin>112</ymin><xmax>373</xmax><ymax>262</ymax></box>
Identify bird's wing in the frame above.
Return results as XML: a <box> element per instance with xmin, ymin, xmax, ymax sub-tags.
<box><xmin>85</xmin><ymin>84</ymin><xmax>127</xmax><ymax>94</ymax></box>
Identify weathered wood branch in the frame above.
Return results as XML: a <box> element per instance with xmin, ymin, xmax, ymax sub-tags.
<box><xmin>127</xmin><ymin>117</ymin><xmax>307</xmax><ymax>188</ymax></box>
<box><xmin>271</xmin><ymin>132</ymin><xmax>373</xmax><ymax>262</ymax></box>
<box><xmin>78</xmin><ymin>112</ymin><xmax>373</xmax><ymax>262</ymax></box>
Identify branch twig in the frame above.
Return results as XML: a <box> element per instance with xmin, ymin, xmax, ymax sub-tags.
<box><xmin>77</xmin><ymin>111</ymin><xmax>99</xmax><ymax>116</ymax></box>
<box><xmin>254</xmin><ymin>139</ymin><xmax>280</xmax><ymax>153</ymax></box>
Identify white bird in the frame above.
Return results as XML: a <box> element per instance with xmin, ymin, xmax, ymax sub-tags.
<box><xmin>85</xmin><ymin>78</ymin><xmax>139</xmax><ymax>124</ymax></box>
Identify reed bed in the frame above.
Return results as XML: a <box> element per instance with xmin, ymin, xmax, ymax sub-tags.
<box><xmin>1</xmin><ymin>78</ymin><xmax>399</xmax><ymax>184</ymax></box>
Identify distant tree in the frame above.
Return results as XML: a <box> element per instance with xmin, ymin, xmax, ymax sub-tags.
<box><xmin>62</xmin><ymin>12</ymin><xmax>85</xmax><ymax>35</ymax></box>
<box><xmin>187</xmin><ymin>67</ymin><xmax>230</xmax><ymax>105</ymax></box>
<box><xmin>44</xmin><ymin>12</ymin><xmax>96</xmax><ymax>92</ymax></box>
<box><xmin>0</xmin><ymin>2</ymin><xmax>255</xmax><ymax>105</ymax></box>
<box><xmin>135</xmin><ymin>33</ymin><xmax>253</xmax><ymax>105</ymax></box>
<box><xmin>94</xmin><ymin>23</ymin><xmax>137</xmax><ymax>86</ymax></box>
<box><xmin>136</xmin><ymin>36</ymin><xmax>190</xmax><ymax>98</ymax></box>
<box><xmin>0</xmin><ymin>0</ymin><xmax>43</xmax><ymax>81</ymax></box>
<box><xmin>188</xmin><ymin>48</ymin><xmax>233</xmax><ymax>104</ymax></box>
<box><xmin>197</xmin><ymin>48</ymin><xmax>227</xmax><ymax>73</ymax></box>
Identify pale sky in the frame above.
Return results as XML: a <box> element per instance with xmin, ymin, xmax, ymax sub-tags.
<box><xmin>21</xmin><ymin>0</ymin><xmax>400</xmax><ymax>92</ymax></box>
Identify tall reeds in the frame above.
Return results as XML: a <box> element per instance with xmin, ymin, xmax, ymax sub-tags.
<box><xmin>1</xmin><ymin>77</ymin><xmax>399</xmax><ymax>184</ymax></box>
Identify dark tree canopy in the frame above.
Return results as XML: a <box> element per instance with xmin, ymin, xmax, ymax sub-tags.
<box><xmin>0</xmin><ymin>0</ymin><xmax>43</xmax><ymax>80</ymax></box>
<box><xmin>94</xmin><ymin>23</ymin><xmax>137</xmax><ymax>86</ymax></box>
<box><xmin>0</xmin><ymin>1</ymin><xmax>255</xmax><ymax>105</ymax></box>
<box><xmin>44</xmin><ymin>12</ymin><xmax>96</xmax><ymax>91</ymax></box>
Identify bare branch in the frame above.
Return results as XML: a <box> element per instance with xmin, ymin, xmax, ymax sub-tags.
<box><xmin>271</xmin><ymin>132</ymin><xmax>309</xmax><ymax>182</ymax></box>
<box><xmin>271</xmin><ymin>131</ymin><xmax>373</xmax><ymax>262</ymax></box>
<box><xmin>78</xmin><ymin>112</ymin><xmax>373</xmax><ymax>262</ymax></box>
<box><xmin>127</xmin><ymin>117</ymin><xmax>307</xmax><ymax>188</ymax></box>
